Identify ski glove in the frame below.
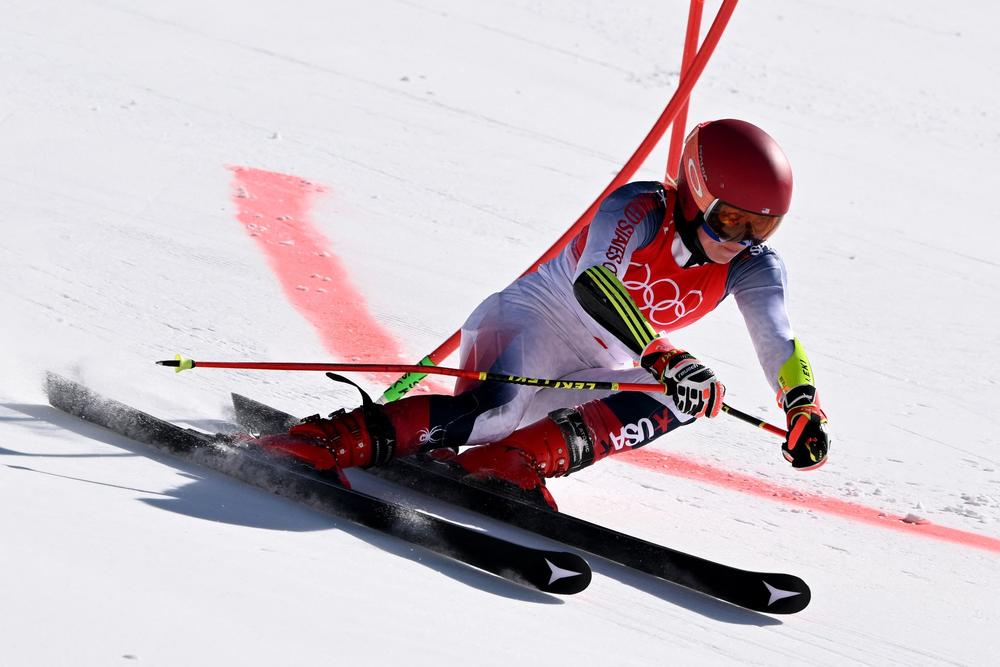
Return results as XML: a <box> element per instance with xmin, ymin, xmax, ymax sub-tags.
<box><xmin>641</xmin><ymin>338</ymin><xmax>725</xmax><ymax>418</ymax></box>
<box><xmin>780</xmin><ymin>384</ymin><xmax>829</xmax><ymax>470</ymax></box>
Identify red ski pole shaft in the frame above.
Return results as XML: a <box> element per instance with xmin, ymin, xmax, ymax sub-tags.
<box><xmin>156</xmin><ymin>354</ymin><xmax>787</xmax><ymax>437</ymax></box>
<box><xmin>156</xmin><ymin>356</ymin><xmax>666</xmax><ymax>392</ymax></box>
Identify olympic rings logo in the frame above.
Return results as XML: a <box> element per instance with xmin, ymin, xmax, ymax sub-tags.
<box><xmin>622</xmin><ymin>263</ymin><xmax>704</xmax><ymax>327</ymax></box>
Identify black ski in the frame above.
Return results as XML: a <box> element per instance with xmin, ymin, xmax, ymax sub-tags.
<box><xmin>44</xmin><ymin>374</ymin><xmax>591</xmax><ymax>596</ymax></box>
<box><xmin>232</xmin><ymin>392</ymin><xmax>811</xmax><ymax>614</ymax></box>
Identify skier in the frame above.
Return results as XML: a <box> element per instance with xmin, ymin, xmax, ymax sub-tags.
<box><xmin>257</xmin><ymin>119</ymin><xmax>830</xmax><ymax>509</ymax></box>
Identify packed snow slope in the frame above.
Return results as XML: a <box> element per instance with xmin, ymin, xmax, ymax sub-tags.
<box><xmin>2</xmin><ymin>0</ymin><xmax>998</xmax><ymax>664</ymax></box>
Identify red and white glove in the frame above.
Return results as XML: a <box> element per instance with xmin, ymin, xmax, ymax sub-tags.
<box><xmin>779</xmin><ymin>384</ymin><xmax>830</xmax><ymax>470</ymax></box>
<box><xmin>641</xmin><ymin>338</ymin><xmax>725</xmax><ymax>418</ymax></box>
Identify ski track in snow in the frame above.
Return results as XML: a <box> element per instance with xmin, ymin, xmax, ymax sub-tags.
<box><xmin>2</xmin><ymin>0</ymin><xmax>999</xmax><ymax>665</ymax></box>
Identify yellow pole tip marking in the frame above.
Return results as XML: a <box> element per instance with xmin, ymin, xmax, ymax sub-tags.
<box><xmin>174</xmin><ymin>354</ymin><xmax>195</xmax><ymax>373</ymax></box>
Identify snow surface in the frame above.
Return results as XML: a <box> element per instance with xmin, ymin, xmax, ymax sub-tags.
<box><xmin>2</xmin><ymin>0</ymin><xmax>999</xmax><ymax>664</ymax></box>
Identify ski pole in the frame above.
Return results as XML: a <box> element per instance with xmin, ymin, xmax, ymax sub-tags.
<box><xmin>156</xmin><ymin>354</ymin><xmax>787</xmax><ymax>438</ymax></box>
<box><xmin>721</xmin><ymin>404</ymin><xmax>786</xmax><ymax>438</ymax></box>
<box><xmin>156</xmin><ymin>355</ymin><xmax>667</xmax><ymax>393</ymax></box>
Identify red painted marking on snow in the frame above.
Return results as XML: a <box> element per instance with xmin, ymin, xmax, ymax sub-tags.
<box><xmin>227</xmin><ymin>167</ymin><xmax>997</xmax><ymax>554</ymax></box>
<box><xmin>626</xmin><ymin>448</ymin><xmax>1000</xmax><ymax>555</ymax></box>
<box><xmin>228</xmin><ymin>166</ymin><xmax>405</xmax><ymax>386</ymax></box>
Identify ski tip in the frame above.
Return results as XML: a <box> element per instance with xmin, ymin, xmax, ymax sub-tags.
<box><xmin>535</xmin><ymin>551</ymin><xmax>592</xmax><ymax>595</ymax></box>
<box><xmin>759</xmin><ymin>576</ymin><xmax>811</xmax><ymax>614</ymax></box>
<box><xmin>155</xmin><ymin>354</ymin><xmax>195</xmax><ymax>373</ymax></box>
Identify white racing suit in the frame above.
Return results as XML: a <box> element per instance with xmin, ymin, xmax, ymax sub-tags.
<box><xmin>382</xmin><ymin>181</ymin><xmax>796</xmax><ymax>463</ymax></box>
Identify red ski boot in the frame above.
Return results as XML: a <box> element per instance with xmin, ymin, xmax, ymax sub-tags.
<box><xmin>254</xmin><ymin>403</ymin><xmax>396</xmax><ymax>487</ymax></box>
<box><xmin>451</xmin><ymin>408</ymin><xmax>596</xmax><ymax>511</ymax></box>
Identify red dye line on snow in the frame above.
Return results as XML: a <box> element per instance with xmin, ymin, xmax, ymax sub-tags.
<box><xmin>626</xmin><ymin>448</ymin><xmax>1000</xmax><ymax>555</ymax></box>
<box><xmin>229</xmin><ymin>166</ymin><xmax>998</xmax><ymax>556</ymax></box>
<box><xmin>228</xmin><ymin>166</ymin><xmax>404</xmax><ymax>386</ymax></box>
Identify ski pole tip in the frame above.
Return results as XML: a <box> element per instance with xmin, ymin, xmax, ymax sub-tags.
<box><xmin>155</xmin><ymin>354</ymin><xmax>195</xmax><ymax>373</ymax></box>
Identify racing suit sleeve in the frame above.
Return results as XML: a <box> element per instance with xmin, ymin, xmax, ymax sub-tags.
<box><xmin>570</xmin><ymin>182</ymin><xmax>665</xmax><ymax>355</ymax></box>
<box><xmin>727</xmin><ymin>247</ymin><xmax>801</xmax><ymax>394</ymax></box>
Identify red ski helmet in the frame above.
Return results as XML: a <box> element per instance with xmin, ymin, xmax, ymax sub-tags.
<box><xmin>676</xmin><ymin>119</ymin><xmax>793</xmax><ymax>244</ymax></box>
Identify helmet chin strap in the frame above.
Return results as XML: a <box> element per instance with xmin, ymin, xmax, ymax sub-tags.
<box><xmin>673</xmin><ymin>201</ymin><xmax>713</xmax><ymax>266</ymax></box>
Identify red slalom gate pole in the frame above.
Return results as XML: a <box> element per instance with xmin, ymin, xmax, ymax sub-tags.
<box><xmin>380</xmin><ymin>0</ymin><xmax>741</xmax><ymax>404</ymax></box>
<box><xmin>666</xmin><ymin>0</ymin><xmax>705</xmax><ymax>180</ymax></box>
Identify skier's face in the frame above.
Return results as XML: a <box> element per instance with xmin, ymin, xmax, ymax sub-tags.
<box><xmin>696</xmin><ymin>226</ymin><xmax>747</xmax><ymax>264</ymax></box>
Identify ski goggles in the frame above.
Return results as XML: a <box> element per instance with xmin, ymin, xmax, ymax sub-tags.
<box><xmin>699</xmin><ymin>199</ymin><xmax>783</xmax><ymax>246</ymax></box>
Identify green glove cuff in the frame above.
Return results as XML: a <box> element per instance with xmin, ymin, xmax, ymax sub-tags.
<box><xmin>777</xmin><ymin>338</ymin><xmax>814</xmax><ymax>391</ymax></box>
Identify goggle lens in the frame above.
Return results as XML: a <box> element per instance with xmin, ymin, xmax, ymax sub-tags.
<box><xmin>702</xmin><ymin>200</ymin><xmax>783</xmax><ymax>245</ymax></box>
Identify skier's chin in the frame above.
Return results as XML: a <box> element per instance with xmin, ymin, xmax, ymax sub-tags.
<box><xmin>699</xmin><ymin>235</ymin><xmax>746</xmax><ymax>264</ymax></box>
